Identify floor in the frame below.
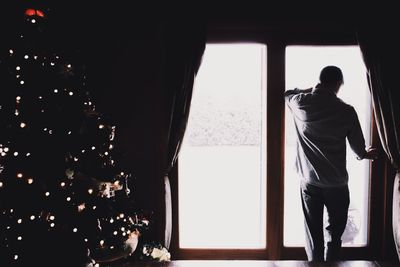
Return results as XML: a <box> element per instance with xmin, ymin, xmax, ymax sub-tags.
<box><xmin>111</xmin><ymin>260</ymin><xmax>400</xmax><ymax>267</ymax></box>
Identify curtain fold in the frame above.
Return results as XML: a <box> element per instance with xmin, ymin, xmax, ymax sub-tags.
<box><xmin>161</xmin><ymin>19</ymin><xmax>206</xmax><ymax>248</ymax></box>
<box><xmin>357</xmin><ymin>21</ymin><xmax>400</xmax><ymax>259</ymax></box>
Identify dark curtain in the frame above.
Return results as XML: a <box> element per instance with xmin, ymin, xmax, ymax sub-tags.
<box><xmin>161</xmin><ymin>19</ymin><xmax>206</xmax><ymax>248</ymax></box>
<box><xmin>357</xmin><ymin>20</ymin><xmax>400</xmax><ymax>259</ymax></box>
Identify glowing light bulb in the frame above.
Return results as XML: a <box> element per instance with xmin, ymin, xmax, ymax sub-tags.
<box><xmin>66</xmin><ymin>197</ymin><xmax>71</xmax><ymax>202</ymax></box>
<box><xmin>88</xmin><ymin>189</ymin><xmax>93</xmax><ymax>194</ymax></box>
<box><xmin>30</xmin><ymin>215</ymin><xmax>35</xmax><ymax>220</ymax></box>
<box><xmin>17</xmin><ymin>219</ymin><xmax>22</xmax><ymax>224</ymax></box>
<box><xmin>16</xmin><ymin>66</ymin><xmax>21</xmax><ymax>70</ymax></box>
<box><xmin>20</xmin><ymin>122</ymin><xmax>26</xmax><ymax>128</ymax></box>
<box><xmin>60</xmin><ymin>182</ymin><xmax>66</xmax><ymax>187</ymax></box>
<box><xmin>24</xmin><ymin>55</ymin><xmax>29</xmax><ymax>59</ymax></box>
<box><xmin>17</xmin><ymin>236</ymin><xmax>22</xmax><ymax>241</ymax></box>
<box><xmin>67</xmin><ymin>64</ymin><xmax>72</xmax><ymax>68</ymax></box>
<box><xmin>27</xmin><ymin>178</ymin><xmax>33</xmax><ymax>184</ymax></box>
<box><xmin>109</xmin><ymin>218</ymin><xmax>114</xmax><ymax>223</ymax></box>
<box><xmin>31</xmin><ymin>19</ymin><xmax>36</xmax><ymax>23</ymax></box>
<box><xmin>14</xmin><ymin>255</ymin><xmax>18</xmax><ymax>260</ymax></box>
<box><xmin>99</xmin><ymin>240</ymin><xmax>105</xmax><ymax>246</ymax></box>
<box><xmin>9</xmin><ymin>49</ymin><xmax>14</xmax><ymax>54</ymax></box>
<box><xmin>17</xmin><ymin>173</ymin><xmax>23</xmax><ymax>178</ymax></box>
<box><xmin>0</xmin><ymin>181</ymin><xmax>3</xmax><ymax>187</ymax></box>
<box><xmin>20</xmin><ymin>80</ymin><xmax>24</xmax><ymax>85</ymax></box>
<box><xmin>26</xmin><ymin>152</ymin><xmax>31</xmax><ymax>156</ymax></box>
<box><xmin>113</xmin><ymin>231</ymin><xmax>118</xmax><ymax>235</ymax></box>
<box><xmin>50</xmin><ymin>223</ymin><xmax>55</xmax><ymax>227</ymax></box>
<box><xmin>69</xmin><ymin>92</ymin><xmax>73</xmax><ymax>96</ymax></box>
<box><xmin>45</xmin><ymin>191</ymin><xmax>50</xmax><ymax>196</ymax></box>
<box><xmin>78</xmin><ymin>203</ymin><xmax>86</xmax><ymax>212</ymax></box>
<box><xmin>54</xmin><ymin>89</ymin><xmax>58</xmax><ymax>93</ymax></box>
<box><xmin>99</xmin><ymin>124</ymin><xmax>104</xmax><ymax>129</ymax></box>
<box><xmin>91</xmin><ymin>146</ymin><xmax>96</xmax><ymax>150</ymax></box>
<box><xmin>14</xmin><ymin>152</ymin><xmax>18</xmax><ymax>156</ymax></box>
<box><xmin>73</xmin><ymin>228</ymin><xmax>77</xmax><ymax>233</ymax></box>
<box><xmin>50</xmin><ymin>62</ymin><xmax>55</xmax><ymax>66</ymax></box>
<box><xmin>49</xmin><ymin>215</ymin><xmax>55</xmax><ymax>221</ymax></box>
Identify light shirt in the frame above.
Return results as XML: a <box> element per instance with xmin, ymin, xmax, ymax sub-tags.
<box><xmin>284</xmin><ymin>87</ymin><xmax>367</xmax><ymax>188</ymax></box>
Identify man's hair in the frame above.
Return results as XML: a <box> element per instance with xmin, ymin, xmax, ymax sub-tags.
<box><xmin>319</xmin><ymin>66</ymin><xmax>343</xmax><ymax>84</ymax></box>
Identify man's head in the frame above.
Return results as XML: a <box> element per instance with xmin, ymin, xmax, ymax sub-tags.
<box><xmin>319</xmin><ymin>66</ymin><xmax>343</xmax><ymax>94</ymax></box>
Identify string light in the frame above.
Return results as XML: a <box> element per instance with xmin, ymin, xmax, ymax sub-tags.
<box><xmin>1</xmin><ymin>19</ymin><xmax>142</xmax><ymax>263</ymax></box>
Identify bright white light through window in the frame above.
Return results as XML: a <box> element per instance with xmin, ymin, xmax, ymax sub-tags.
<box><xmin>284</xmin><ymin>46</ymin><xmax>371</xmax><ymax>247</ymax></box>
<box><xmin>179</xmin><ymin>44</ymin><xmax>267</xmax><ymax>249</ymax></box>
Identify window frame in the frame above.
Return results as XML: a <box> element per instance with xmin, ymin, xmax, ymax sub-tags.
<box><xmin>169</xmin><ymin>21</ymin><xmax>388</xmax><ymax>260</ymax></box>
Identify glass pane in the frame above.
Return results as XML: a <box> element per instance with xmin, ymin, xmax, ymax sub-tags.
<box><xmin>284</xmin><ymin>46</ymin><xmax>371</xmax><ymax>247</ymax></box>
<box><xmin>179</xmin><ymin>44</ymin><xmax>267</xmax><ymax>249</ymax></box>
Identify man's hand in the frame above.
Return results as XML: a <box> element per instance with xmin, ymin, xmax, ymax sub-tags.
<box><xmin>363</xmin><ymin>147</ymin><xmax>378</xmax><ymax>160</ymax></box>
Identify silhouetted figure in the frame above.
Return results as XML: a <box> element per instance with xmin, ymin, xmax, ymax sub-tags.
<box><xmin>284</xmin><ymin>66</ymin><xmax>377</xmax><ymax>261</ymax></box>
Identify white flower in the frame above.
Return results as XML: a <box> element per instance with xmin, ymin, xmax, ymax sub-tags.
<box><xmin>150</xmin><ymin>247</ymin><xmax>171</xmax><ymax>262</ymax></box>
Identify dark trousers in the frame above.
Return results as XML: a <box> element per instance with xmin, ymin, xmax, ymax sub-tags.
<box><xmin>300</xmin><ymin>182</ymin><xmax>350</xmax><ymax>261</ymax></box>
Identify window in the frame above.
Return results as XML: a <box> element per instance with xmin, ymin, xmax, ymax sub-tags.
<box><xmin>178</xmin><ymin>44</ymin><xmax>267</xmax><ymax>249</ymax></box>
<box><xmin>284</xmin><ymin>46</ymin><xmax>372</xmax><ymax>247</ymax></box>
<box><xmin>172</xmin><ymin>41</ymin><xmax>380</xmax><ymax>260</ymax></box>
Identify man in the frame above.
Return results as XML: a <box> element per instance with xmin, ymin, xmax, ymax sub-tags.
<box><xmin>284</xmin><ymin>66</ymin><xmax>377</xmax><ymax>261</ymax></box>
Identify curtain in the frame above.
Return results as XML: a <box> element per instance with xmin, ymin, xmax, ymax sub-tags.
<box><xmin>357</xmin><ymin>21</ymin><xmax>400</xmax><ymax>259</ymax></box>
<box><xmin>161</xmin><ymin>19</ymin><xmax>206</xmax><ymax>248</ymax></box>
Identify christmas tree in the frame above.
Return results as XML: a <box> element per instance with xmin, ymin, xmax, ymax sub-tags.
<box><xmin>0</xmin><ymin>6</ymin><xmax>153</xmax><ymax>266</ymax></box>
